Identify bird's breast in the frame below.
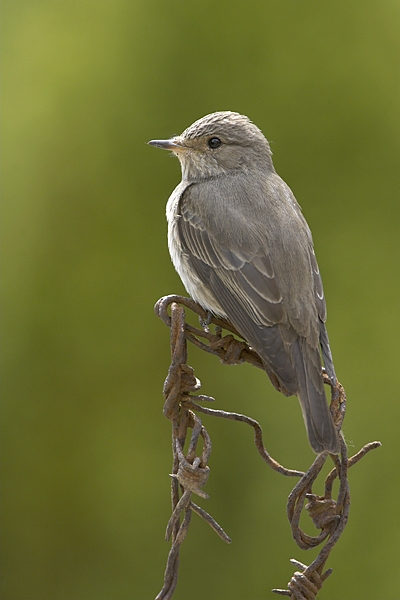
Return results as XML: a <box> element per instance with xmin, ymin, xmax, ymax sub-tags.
<box><xmin>166</xmin><ymin>184</ymin><xmax>226</xmax><ymax>316</ymax></box>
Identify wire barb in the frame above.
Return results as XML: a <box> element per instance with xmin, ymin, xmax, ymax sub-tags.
<box><xmin>153</xmin><ymin>295</ymin><xmax>381</xmax><ymax>599</ymax></box>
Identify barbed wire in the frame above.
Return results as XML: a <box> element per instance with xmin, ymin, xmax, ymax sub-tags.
<box><xmin>153</xmin><ymin>294</ymin><xmax>381</xmax><ymax>600</ymax></box>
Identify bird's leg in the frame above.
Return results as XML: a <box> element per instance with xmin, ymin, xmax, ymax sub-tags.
<box><xmin>199</xmin><ymin>310</ymin><xmax>213</xmax><ymax>331</ymax></box>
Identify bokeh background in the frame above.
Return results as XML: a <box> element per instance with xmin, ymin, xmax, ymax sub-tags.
<box><xmin>3</xmin><ymin>1</ymin><xmax>400</xmax><ymax>599</ymax></box>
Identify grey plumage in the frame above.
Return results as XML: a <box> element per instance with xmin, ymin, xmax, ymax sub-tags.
<box><xmin>149</xmin><ymin>111</ymin><xmax>340</xmax><ymax>454</ymax></box>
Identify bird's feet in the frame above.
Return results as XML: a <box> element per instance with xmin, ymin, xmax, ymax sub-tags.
<box><xmin>199</xmin><ymin>311</ymin><xmax>213</xmax><ymax>331</ymax></box>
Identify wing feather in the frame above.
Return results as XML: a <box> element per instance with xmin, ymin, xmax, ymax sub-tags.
<box><xmin>177</xmin><ymin>183</ymin><xmax>298</xmax><ymax>389</ymax></box>
<box><xmin>173</xmin><ymin>175</ymin><xmax>338</xmax><ymax>452</ymax></box>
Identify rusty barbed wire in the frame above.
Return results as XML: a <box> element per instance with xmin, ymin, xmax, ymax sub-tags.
<box><xmin>153</xmin><ymin>294</ymin><xmax>381</xmax><ymax>600</ymax></box>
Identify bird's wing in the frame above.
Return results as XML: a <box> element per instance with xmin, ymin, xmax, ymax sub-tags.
<box><xmin>309</xmin><ymin>238</ymin><xmax>337</xmax><ymax>383</ymax></box>
<box><xmin>177</xmin><ymin>179</ymin><xmax>339</xmax><ymax>452</ymax></box>
<box><xmin>310</xmin><ymin>248</ymin><xmax>326</xmax><ymax>322</ymax></box>
<box><xmin>177</xmin><ymin>181</ymin><xmax>300</xmax><ymax>391</ymax></box>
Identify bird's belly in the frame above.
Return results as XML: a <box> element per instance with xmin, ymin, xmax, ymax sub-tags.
<box><xmin>167</xmin><ymin>191</ymin><xmax>226</xmax><ymax>317</ymax></box>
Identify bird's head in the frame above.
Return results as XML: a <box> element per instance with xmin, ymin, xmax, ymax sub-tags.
<box><xmin>148</xmin><ymin>111</ymin><xmax>274</xmax><ymax>181</ymax></box>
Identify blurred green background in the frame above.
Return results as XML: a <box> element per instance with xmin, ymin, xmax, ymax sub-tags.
<box><xmin>3</xmin><ymin>1</ymin><xmax>400</xmax><ymax>599</ymax></box>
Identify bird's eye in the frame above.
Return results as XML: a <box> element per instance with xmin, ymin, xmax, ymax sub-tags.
<box><xmin>208</xmin><ymin>137</ymin><xmax>222</xmax><ymax>149</ymax></box>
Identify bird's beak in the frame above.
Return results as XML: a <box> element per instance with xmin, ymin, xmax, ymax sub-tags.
<box><xmin>148</xmin><ymin>138</ymin><xmax>185</xmax><ymax>152</ymax></box>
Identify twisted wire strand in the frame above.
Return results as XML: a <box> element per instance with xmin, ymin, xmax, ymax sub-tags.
<box><xmin>153</xmin><ymin>295</ymin><xmax>381</xmax><ymax>600</ymax></box>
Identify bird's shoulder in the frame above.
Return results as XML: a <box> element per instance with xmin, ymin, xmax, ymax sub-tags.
<box><xmin>177</xmin><ymin>171</ymin><xmax>309</xmax><ymax>253</ymax></box>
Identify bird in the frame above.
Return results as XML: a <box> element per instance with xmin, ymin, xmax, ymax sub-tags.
<box><xmin>148</xmin><ymin>111</ymin><xmax>340</xmax><ymax>454</ymax></box>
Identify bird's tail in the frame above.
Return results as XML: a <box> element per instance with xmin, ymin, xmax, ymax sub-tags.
<box><xmin>292</xmin><ymin>337</ymin><xmax>340</xmax><ymax>454</ymax></box>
